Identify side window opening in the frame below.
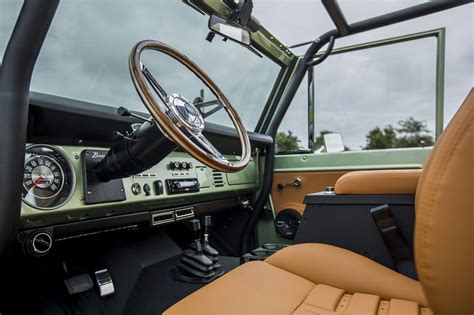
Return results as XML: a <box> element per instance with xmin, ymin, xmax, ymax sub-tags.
<box><xmin>277</xmin><ymin>29</ymin><xmax>445</xmax><ymax>155</ymax></box>
<box><xmin>313</xmin><ymin>35</ymin><xmax>438</xmax><ymax>153</ymax></box>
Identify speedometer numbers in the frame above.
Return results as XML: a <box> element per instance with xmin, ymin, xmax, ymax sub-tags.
<box><xmin>23</xmin><ymin>155</ymin><xmax>64</xmax><ymax>199</ymax></box>
<box><xmin>22</xmin><ymin>146</ymin><xmax>75</xmax><ymax>210</ymax></box>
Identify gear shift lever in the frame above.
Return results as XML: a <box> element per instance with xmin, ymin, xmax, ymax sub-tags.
<box><xmin>192</xmin><ymin>219</ymin><xmax>204</xmax><ymax>253</ymax></box>
<box><xmin>202</xmin><ymin>216</ymin><xmax>219</xmax><ymax>257</ymax></box>
<box><xmin>183</xmin><ymin>219</ymin><xmax>213</xmax><ymax>267</ymax></box>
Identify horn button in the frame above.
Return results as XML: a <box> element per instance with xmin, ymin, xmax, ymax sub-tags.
<box><xmin>167</xmin><ymin>94</ymin><xmax>205</xmax><ymax>134</ymax></box>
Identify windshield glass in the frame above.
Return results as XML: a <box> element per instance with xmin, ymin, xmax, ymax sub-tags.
<box><xmin>0</xmin><ymin>0</ymin><xmax>281</xmax><ymax>130</ymax></box>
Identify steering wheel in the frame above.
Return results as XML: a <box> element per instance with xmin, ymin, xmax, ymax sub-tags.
<box><xmin>129</xmin><ymin>40</ymin><xmax>251</xmax><ymax>172</ymax></box>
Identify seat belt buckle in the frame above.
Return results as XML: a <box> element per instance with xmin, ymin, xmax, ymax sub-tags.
<box><xmin>370</xmin><ymin>204</ymin><xmax>393</xmax><ymax>222</ymax></box>
<box><xmin>94</xmin><ymin>268</ymin><xmax>115</xmax><ymax>297</ymax></box>
<box><xmin>370</xmin><ymin>204</ymin><xmax>412</xmax><ymax>262</ymax></box>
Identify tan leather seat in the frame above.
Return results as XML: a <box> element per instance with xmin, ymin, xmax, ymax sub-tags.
<box><xmin>165</xmin><ymin>89</ymin><xmax>473</xmax><ymax>315</ymax></box>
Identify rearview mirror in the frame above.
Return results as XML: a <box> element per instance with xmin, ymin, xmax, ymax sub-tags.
<box><xmin>208</xmin><ymin>15</ymin><xmax>251</xmax><ymax>46</ymax></box>
<box><xmin>323</xmin><ymin>133</ymin><xmax>345</xmax><ymax>153</ymax></box>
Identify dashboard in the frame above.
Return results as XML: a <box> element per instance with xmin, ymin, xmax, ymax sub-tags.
<box><xmin>17</xmin><ymin>92</ymin><xmax>272</xmax><ymax>256</ymax></box>
<box><xmin>20</xmin><ymin>144</ymin><xmax>260</xmax><ymax>230</ymax></box>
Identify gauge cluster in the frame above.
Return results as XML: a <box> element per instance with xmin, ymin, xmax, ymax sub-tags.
<box><xmin>22</xmin><ymin>145</ymin><xmax>76</xmax><ymax>210</ymax></box>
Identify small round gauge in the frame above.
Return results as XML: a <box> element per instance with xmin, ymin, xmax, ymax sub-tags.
<box><xmin>22</xmin><ymin>145</ymin><xmax>76</xmax><ymax>210</ymax></box>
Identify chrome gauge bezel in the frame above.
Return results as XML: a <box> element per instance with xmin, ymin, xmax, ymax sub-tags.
<box><xmin>22</xmin><ymin>144</ymin><xmax>76</xmax><ymax>210</ymax></box>
<box><xmin>23</xmin><ymin>154</ymin><xmax>65</xmax><ymax>200</ymax></box>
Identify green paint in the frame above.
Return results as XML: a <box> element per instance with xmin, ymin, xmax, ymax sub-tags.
<box><xmin>436</xmin><ymin>28</ymin><xmax>446</xmax><ymax>139</ymax></box>
<box><xmin>195</xmin><ymin>0</ymin><xmax>294</xmax><ymax>65</ymax></box>
<box><xmin>257</xmin><ymin>219</ymin><xmax>292</xmax><ymax>246</ymax></box>
<box><xmin>274</xmin><ymin>147</ymin><xmax>432</xmax><ymax>173</ymax></box>
<box><xmin>20</xmin><ymin>146</ymin><xmax>260</xmax><ymax>229</ymax></box>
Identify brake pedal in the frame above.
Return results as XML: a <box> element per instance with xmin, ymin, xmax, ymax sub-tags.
<box><xmin>64</xmin><ymin>273</ymin><xmax>93</xmax><ymax>295</ymax></box>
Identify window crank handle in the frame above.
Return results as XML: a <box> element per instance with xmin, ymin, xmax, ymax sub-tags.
<box><xmin>277</xmin><ymin>177</ymin><xmax>302</xmax><ymax>190</ymax></box>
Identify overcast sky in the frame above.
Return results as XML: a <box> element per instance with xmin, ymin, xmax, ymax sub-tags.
<box><xmin>1</xmin><ymin>0</ymin><xmax>473</xmax><ymax>150</ymax></box>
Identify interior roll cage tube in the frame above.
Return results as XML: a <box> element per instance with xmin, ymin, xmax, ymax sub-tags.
<box><xmin>240</xmin><ymin>0</ymin><xmax>471</xmax><ymax>254</ymax></box>
<box><xmin>0</xmin><ymin>0</ymin><xmax>60</xmax><ymax>260</ymax></box>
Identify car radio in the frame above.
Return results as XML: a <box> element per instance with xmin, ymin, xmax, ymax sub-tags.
<box><xmin>166</xmin><ymin>178</ymin><xmax>200</xmax><ymax>194</ymax></box>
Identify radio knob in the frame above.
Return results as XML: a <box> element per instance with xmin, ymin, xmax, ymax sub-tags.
<box><xmin>181</xmin><ymin>162</ymin><xmax>187</xmax><ymax>170</ymax></box>
<box><xmin>169</xmin><ymin>161</ymin><xmax>180</xmax><ymax>170</ymax></box>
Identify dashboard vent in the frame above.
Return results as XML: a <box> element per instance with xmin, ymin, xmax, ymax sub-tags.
<box><xmin>212</xmin><ymin>170</ymin><xmax>224</xmax><ymax>187</ymax></box>
<box><xmin>151</xmin><ymin>211</ymin><xmax>174</xmax><ymax>226</ymax></box>
<box><xmin>175</xmin><ymin>207</ymin><xmax>194</xmax><ymax>220</ymax></box>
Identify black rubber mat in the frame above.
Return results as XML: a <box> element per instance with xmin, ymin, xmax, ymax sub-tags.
<box><xmin>123</xmin><ymin>255</ymin><xmax>240</xmax><ymax>315</ymax></box>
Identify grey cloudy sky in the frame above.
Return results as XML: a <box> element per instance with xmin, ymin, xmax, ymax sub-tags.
<box><xmin>254</xmin><ymin>0</ymin><xmax>473</xmax><ymax>149</ymax></box>
<box><xmin>1</xmin><ymin>0</ymin><xmax>473</xmax><ymax>150</ymax></box>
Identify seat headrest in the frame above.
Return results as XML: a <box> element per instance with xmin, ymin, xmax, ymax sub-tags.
<box><xmin>415</xmin><ymin>89</ymin><xmax>473</xmax><ymax>315</ymax></box>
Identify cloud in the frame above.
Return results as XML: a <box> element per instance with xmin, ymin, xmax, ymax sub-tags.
<box><xmin>0</xmin><ymin>0</ymin><xmax>280</xmax><ymax>131</ymax></box>
<box><xmin>254</xmin><ymin>0</ymin><xmax>473</xmax><ymax>149</ymax></box>
<box><xmin>1</xmin><ymin>0</ymin><xmax>472</xmax><ymax>149</ymax></box>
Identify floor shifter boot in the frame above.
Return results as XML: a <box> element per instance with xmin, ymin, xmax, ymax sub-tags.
<box><xmin>181</xmin><ymin>256</ymin><xmax>214</xmax><ymax>273</ymax></box>
<box><xmin>171</xmin><ymin>218</ymin><xmax>224</xmax><ymax>283</ymax></box>
<box><xmin>183</xmin><ymin>220</ymin><xmax>213</xmax><ymax>266</ymax></box>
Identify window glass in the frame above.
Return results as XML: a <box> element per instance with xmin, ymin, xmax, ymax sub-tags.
<box><xmin>313</xmin><ymin>38</ymin><xmax>437</xmax><ymax>151</ymax></box>
<box><xmin>276</xmin><ymin>72</ymin><xmax>309</xmax><ymax>153</ymax></box>
<box><xmin>0</xmin><ymin>0</ymin><xmax>281</xmax><ymax>131</ymax></box>
<box><xmin>253</xmin><ymin>1</ymin><xmax>473</xmax><ymax>129</ymax></box>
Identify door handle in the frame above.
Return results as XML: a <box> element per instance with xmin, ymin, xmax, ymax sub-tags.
<box><xmin>277</xmin><ymin>177</ymin><xmax>302</xmax><ymax>190</ymax></box>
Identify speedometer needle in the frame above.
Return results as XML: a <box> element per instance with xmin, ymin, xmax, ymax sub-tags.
<box><xmin>32</xmin><ymin>176</ymin><xmax>45</xmax><ymax>189</ymax></box>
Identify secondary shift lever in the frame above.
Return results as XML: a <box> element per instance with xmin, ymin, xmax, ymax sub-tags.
<box><xmin>202</xmin><ymin>216</ymin><xmax>219</xmax><ymax>257</ymax></box>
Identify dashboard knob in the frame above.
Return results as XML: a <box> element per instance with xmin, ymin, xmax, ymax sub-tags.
<box><xmin>181</xmin><ymin>162</ymin><xmax>187</xmax><ymax>170</ymax></box>
<box><xmin>131</xmin><ymin>183</ymin><xmax>141</xmax><ymax>195</ymax></box>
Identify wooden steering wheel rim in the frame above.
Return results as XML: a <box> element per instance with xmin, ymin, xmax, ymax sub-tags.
<box><xmin>129</xmin><ymin>40</ymin><xmax>251</xmax><ymax>172</ymax></box>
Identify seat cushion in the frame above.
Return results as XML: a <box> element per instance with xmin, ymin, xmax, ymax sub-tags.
<box><xmin>165</xmin><ymin>244</ymin><xmax>431</xmax><ymax>314</ymax></box>
<box><xmin>165</xmin><ymin>260</ymin><xmax>314</xmax><ymax>314</ymax></box>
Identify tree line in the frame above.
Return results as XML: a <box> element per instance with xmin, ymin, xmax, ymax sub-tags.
<box><xmin>276</xmin><ymin>117</ymin><xmax>434</xmax><ymax>152</ymax></box>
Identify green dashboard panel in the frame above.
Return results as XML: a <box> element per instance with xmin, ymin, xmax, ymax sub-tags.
<box><xmin>20</xmin><ymin>145</ymin><xmax>260</xmax><ymax>229</ymax></box>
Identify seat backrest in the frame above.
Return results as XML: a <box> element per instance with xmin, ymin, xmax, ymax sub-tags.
<box><xmin>415</xmin><ymin>89</ymin><xmax>473</xmax><ymax>315</ymax></box>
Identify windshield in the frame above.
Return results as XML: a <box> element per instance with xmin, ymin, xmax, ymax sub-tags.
<box><xmin>0</xmin><ymin>0</ymin><xmax>281</xmax><ymax>131</ymax></box>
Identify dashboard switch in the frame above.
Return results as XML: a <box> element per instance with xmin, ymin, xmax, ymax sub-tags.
<box><xmin>143</xmin><ymin>183</ymin><xmax>151</xmax><ymax>196</ymax></box>
<box><xmin>154</xmin><ymin>180</ymin><xmax>164</xmax><ymax>195</ymax></box>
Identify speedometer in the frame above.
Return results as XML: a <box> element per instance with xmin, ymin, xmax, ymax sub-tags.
<box><xmin>22</xmin><ymin>145</ymin><xmax>76</xmax><ymax>210</ymax></box>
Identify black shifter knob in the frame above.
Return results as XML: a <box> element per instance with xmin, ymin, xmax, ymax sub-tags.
<box><xmin>203</xmin><ymin>216</ymin><xmax>212</xmax><ymax>235</ymax></box>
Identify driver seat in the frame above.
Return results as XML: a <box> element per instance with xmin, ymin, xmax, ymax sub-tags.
<box><xmin>165</xmin><ymin>89</ymin><xmax>473</xmax><ymax>315</ymax></box>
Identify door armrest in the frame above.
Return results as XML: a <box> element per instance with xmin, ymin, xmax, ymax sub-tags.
<box><xmin>335</xmin><ymin>169</ymin><xmax>422</xmax><ymax>195</ymax></box>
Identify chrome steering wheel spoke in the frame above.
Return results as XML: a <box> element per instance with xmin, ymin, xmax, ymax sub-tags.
<box><xmin>193</xmin><ymin>99</ymin><xmax>224</xmax><ymax>118</ymax></box>
<box><xmin>141</xmin><ymin>63</ymin><xmax>168</xmax><ymax>105</ymax></box>
<box><xmin>192</xmin><ymin>133</ymin><xmax>229</xmax><ymax>164</ymax></box>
